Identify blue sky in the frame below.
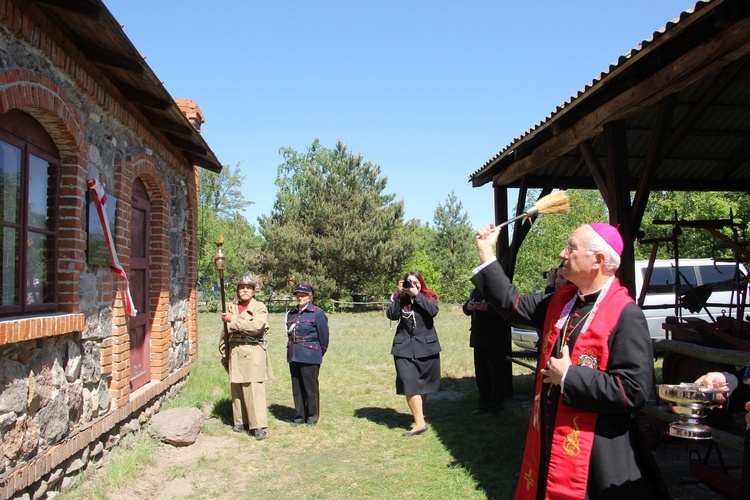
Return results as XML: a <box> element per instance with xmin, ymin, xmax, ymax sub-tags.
<box><xmin>106</xmin><ymin>1</ymin><xmax>693</xmax><ymax>229</ymax></box>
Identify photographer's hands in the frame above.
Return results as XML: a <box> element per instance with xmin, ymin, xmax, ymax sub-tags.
<box><xmin>398</xmin><ymin>279</ymin><xmax>419</xmax><ymax>297</ymax></box>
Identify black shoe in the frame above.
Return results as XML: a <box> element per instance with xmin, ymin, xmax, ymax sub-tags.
<box><xmin>232</xmin><ymin>425</ymin><xmax>245</xmax><ymax>433</ymax></box>
<box><xmin>306</xmin><ymin>421</ymin><xmax>317</xmax><ymax>427</ymax></box>
<box><xmin>291</xmin><ymin>421</ymin><xmax>304</xmax><ymax>427</ymax></box>
<box><xmin>253</xmin><ymin>428</ymin><xmax>267</xmax><ymax>440</ymax></box>
<box><xmin>402</xmin><ymin>425</ymin><xmax>428</xmax><ymax>437</ymax></box>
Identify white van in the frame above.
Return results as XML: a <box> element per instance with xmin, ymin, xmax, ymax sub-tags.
<box><xmin>511</xmin><ymin>258</ymin><xmax>748</xmax><ymax>349</ymax></box>
<box><xmin>634</xmin><ymin>258</ymin><xmax>748</xmax><ymax>339</ymax></box>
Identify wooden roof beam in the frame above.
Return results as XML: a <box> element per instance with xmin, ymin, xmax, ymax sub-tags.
<box><xmin>559</xmin><ymin>149</ymin><xmax>587</xmax><ymax>179</ymax></box>
<box><xmin>579</xmin><ymin>139</ymin><xmax>609</xmax><ymax>201</ymax></box>
<box><xmin>506</xmin><ymin>181</ymin><xmax>530</xmax><ymax>277</ymax></box>
<box><xmin>146</xmin><ymin>114</ymin><xmax>194</xmax><ymax>135</ymax></box>
<box><xmin>632</xmin><ymin>94</ymin><xmax>678</xmax><ymax>231</ymax></box>
<box><xmin>604</xmin><ymin>120</ymin><xmax>637</xmax><ymax>295</ymax></box>
<box><xmin>78</xmin><ymin>42</ymin><xmax>144</xmax><ymax>74</ymax></box>
<box><xmin>163</xmin><ymin>133</ymin><xmax>207</xmax><ymax>155</ymax></box>
<box><xmin>183</xmin><ymin>152</ymin><xmax>222</xmax><ymax>173</ymax></box>
<box><xmin>117</xmin><ymin>83</ymin><xmax>171</xmax><ymax>111</ymax></box>
<box><xmin>494</xmin><ymin>186</ymin><xmax>512</xmax><ymax>276</ymax></box>
<box><xmin>505</xmin><ymin>175</ymin><xmax>750</xmax><ymax>192</ymax></box>
<box><xmin>30</xmin><ymin>0</ymin><xmax>100</xmax><ymax>19</ymax></box>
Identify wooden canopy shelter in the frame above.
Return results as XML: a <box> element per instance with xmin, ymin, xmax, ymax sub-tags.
<box><xmin>469</xmin><ymin>0</ymin><xmax>750</xmax><ymax>294</ymax></box>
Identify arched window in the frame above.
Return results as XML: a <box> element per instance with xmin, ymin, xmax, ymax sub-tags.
<box><xmin>0</xmin><ymin>110</ymin><xmax>59</xmax><ymax>314</ymax></box>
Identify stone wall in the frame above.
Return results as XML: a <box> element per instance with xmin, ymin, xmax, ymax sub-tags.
<box><xmin>0</xmin><ymin>335</ymin><xmax>112</xmax><ymax>477</ymax></box>
<box><xmin>9</xmin><ymin>377</ymin><xmax>187</xmax><ymax>500</ymax></box>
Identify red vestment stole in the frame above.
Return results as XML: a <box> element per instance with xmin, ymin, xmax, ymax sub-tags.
<box><xmin>514</xmin><ymin>279</ymin><xmax>632</xmax><ymax>500</ymax></box>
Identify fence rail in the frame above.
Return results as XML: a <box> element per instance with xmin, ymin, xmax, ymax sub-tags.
<box><xmin>265</xmin><ymin>299</ymin><xmax>297</xmax><ymax>313</ymax></box>
<box><xmin>331</xmin><ymin>300</ymin><xmax>387</xmax><ymax>313</ymax></box>
<box><xmin>652</xmin><ymin>338</ymin><xmax>750</xmax><ymax>366</ymax></box>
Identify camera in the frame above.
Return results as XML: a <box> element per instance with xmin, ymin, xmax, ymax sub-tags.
<box><xmin>402</xmin><ymin>280</ymin><xmax>413</xmax><ymax>289</ymax></box>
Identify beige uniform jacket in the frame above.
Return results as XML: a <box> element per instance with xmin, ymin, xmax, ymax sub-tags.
<box><xmin>219</xmin><ymin>299</ymin><xmax>273</xmax><ymax>383</ymax></box>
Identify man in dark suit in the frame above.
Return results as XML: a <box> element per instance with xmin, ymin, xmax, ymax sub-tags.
<box><xmin>463</xmin><ymin>287</ymin><xmax>510</xmax><ymax>414</ymax></box>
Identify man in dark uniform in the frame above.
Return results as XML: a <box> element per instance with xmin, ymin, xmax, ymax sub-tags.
<box><xmin>463</xmin><ymin>287</ymin><xmax>510</xmax><ymax>414</ymax></box>
<box><xmin>285</xmin><ymin>282</ymin><xmax>329</xmax><ymax>427</ymax></box>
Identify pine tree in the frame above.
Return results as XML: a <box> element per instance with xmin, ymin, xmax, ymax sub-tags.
<box><xmin>431</xmin><ymin>192</ymin><xmax>475</xmax><ymax>302</ymax></box>
<box><xmin>258</xmin><ymin>139</ymin><xmax>413</xmax><ymax>301</ymax></box>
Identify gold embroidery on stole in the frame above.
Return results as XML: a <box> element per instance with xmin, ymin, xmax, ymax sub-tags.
<box><xmin>563</xmin><ymin>416</ymin><xmax>581</xmax><ymax>456</ymax></box>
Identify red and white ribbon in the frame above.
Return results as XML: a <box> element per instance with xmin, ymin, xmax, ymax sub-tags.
<box><xmin>87</xmin><ymin>178</ymin><xmax>137</xmax><ymax>317</ymax></box>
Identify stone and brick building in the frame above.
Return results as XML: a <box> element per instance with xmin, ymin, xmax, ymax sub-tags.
<box><xmin>0</xmin><ymin>1</ymin><xmax>221</xmax><ymax>497</ymax></box>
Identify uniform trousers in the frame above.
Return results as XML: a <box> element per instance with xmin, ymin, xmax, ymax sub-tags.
<box><xmin>231</xmin><ymin>381</ymin><xmax>268</xmax><ymax>429</ymax></box>
<box><xmin>289</xmin><ymin>362</ymin><xmax>320</xmax><ymax>424</ymax></box>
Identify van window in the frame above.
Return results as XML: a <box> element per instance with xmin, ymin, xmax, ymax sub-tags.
<box><xmin>699</xmin><ymin>264</ymin><xmax>743</xmax><ymax>292</ymax></box>
<box><xmin>643</xmin><ymin>266</ymin><xmax>697</xmax><ymax>295</ymax></box>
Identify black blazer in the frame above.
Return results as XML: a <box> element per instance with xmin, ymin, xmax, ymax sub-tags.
<box><xmin>386</xmin><ymin>292</ymin><xmax>441</xmax><ymax>359</ymax></box>
<box><xmin>462</xmin><ymin>288</ymin><xmax>506</xmax><ymax>349</ymax></box>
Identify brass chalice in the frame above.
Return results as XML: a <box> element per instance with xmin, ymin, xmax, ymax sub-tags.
<box><xmin>657</xmin><ymin>383</ymin><xmax>730</xmax><ymax>440</ymax></box>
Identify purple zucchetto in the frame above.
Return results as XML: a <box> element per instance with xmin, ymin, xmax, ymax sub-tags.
<box><xmin>589</xmin><ymin>223</ymin><xmax>623</xmax><ymax>256</ymax></box>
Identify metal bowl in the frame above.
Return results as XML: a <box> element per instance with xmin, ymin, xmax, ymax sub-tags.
<box><xmin>656</xmin><ymin>383</ymin><xmax>729</xmax><ymax>439</ymax></box>
<box><xmin>657</xmin><ymin>383</ymin><xmax>729</xmax><ymax>406</ymax></box>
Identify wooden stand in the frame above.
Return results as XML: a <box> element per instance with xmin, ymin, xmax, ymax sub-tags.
<box><xmin>688</xmin><ymin>440</ymin><xmax>742</xmax><ymax>499</ymax></box>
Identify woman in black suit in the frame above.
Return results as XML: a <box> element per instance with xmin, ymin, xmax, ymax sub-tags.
<box><xmin>386</xmin><ymin>271</ymin><xmax>441</xmax><ymax>436</ymax></box>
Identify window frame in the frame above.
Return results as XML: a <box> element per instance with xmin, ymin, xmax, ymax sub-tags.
<box><xmin>0</xmin><ymin>114</ymin><xmax>59</xmax><ymax>315</ymax></box>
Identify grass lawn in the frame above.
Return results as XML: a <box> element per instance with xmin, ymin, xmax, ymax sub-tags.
<box><xmin>64</xmin><ymin>305</ymin><xmax>541</xmax><ymax>499</ymax></box>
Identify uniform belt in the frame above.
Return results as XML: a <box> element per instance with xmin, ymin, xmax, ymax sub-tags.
<box><xmin>289</xmin><ymin>335</ymin><xmax>319</xmax><ymax>343</ymax></box>
<box><xmin>229</xmin><ymin>335</ymin><xmax>264</xmax><ymax>345</ymax></box>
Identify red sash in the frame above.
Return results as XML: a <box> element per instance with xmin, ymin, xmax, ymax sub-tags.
<box><xmin>515</xmin><ymin>279</ymin><xmax>632</xmax><ymax>500</ymax></box>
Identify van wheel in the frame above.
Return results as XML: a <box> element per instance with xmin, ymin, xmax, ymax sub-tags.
<box><xmin>661</xmin><ymin>339</ymin><xmax>729</xmax><ymax>385</ymax></box>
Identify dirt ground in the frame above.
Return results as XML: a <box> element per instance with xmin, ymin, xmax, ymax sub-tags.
<box><xmin>106</xmin><ymin>421</ymin><xmax>257</xmax><ymax>500</ymax></box>
<box><xmin>101</xmin><ymin>415</ymin><xmax>740</xmax><ymax>500</ymax></box>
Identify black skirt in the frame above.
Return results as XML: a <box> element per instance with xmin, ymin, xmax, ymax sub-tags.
<box><xmin>394</xmin><ymin>354</ymin><xmax>441</xmax><ymax>395</ymax></box>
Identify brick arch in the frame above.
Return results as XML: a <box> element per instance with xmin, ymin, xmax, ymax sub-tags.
<box><xmin>131</xmin><ymin>157</ymin><xmax>170</xmax><ymax>293</ymax></box>
<box><xmin>0</xmin><ymin>69</ymin><xmax>85</xmax><ymax>157</ymax></box>
<box><xmin>0</xmin><ymin>69</ymin><xmax>88</xmax><ymax>314</ymax></box>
